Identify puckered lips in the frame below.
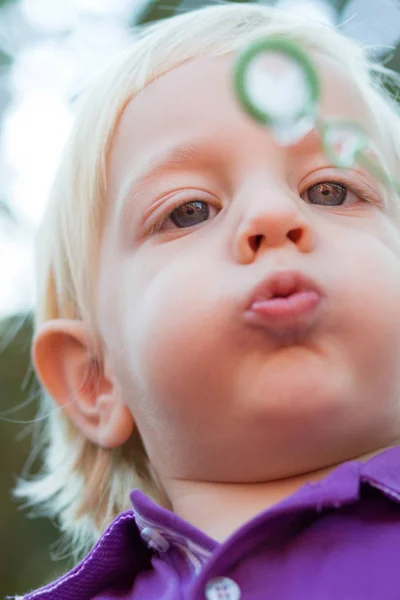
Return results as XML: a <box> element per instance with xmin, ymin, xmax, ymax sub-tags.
<box><xmin>244</xmin><ymin>269</ymin><xmax>323</xmax><ymax>331</ymax></box>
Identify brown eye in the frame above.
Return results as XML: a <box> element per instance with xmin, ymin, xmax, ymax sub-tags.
<box><xmin>306</xmin><ymin>181</ymin><xmax>348</xmax><ymax>206</ymax></box>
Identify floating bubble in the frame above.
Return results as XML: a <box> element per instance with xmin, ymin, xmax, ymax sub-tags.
<box><xmin>244</xmin><ymin>52</ymin><xmax>308</xmax><ymax>121</ymax></box>
<box><xmin>321</xmin><ymin>119</ymin><xmax>400</xmax><ymax>195</ymax></box>
<box><xmin>268</xmin><ymin>113</ymin><xmax>316</xmax><ymax>146</ymax></box>
<box><xmin>321</xmin><ymin>121</ymin><xmax>368</xmax><ymax>168</ymax></box>
<box><xmin>234</xmin><ymin>37</ymin><xmax>319</xmax><ymax>146</ymax></box>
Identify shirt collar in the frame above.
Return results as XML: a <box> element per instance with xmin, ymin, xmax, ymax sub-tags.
<box><xmin>130</xmin><ymin>488</ymin><xmax>217</xmax><ymax>574</ymax></box>
<box><xmin>360</xmin><ymin>444</ymin><xmax>400</xmax><ymax>502</ymax></box>
<box><xmin>130</xmin><ymin>445</ymin><xmax>400</xmax><ymax>570</ymax></box>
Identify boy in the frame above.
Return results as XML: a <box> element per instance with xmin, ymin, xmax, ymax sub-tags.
<box><xmin>15</xmin><ymin>3</ymin><xmax>400</xmax><ymax>598</ymax></box>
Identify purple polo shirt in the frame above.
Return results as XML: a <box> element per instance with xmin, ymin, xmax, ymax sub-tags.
<box><xmin>18</xmin><ymin>446</ymin><xmax>400</xmax><ymax>599</ymax></box>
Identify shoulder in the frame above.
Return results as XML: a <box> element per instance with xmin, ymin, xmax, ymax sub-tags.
<box><xmin>18</xmin><ymin>510</ymin><xmax>152</xmax><ymax>600</ymax></box>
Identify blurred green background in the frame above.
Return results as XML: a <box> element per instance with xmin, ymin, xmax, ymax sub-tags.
<box><xmin>1</xmin><ymin>0</ymin><xmax>400</xmax><ymax>597</ymax></box>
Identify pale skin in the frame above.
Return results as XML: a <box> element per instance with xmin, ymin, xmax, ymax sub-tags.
<box><xmin>33</xmin><ymin>54</ymin><xmax>400</xmax><ymax>543</ymax></box>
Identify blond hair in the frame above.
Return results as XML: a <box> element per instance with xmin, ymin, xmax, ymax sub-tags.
<box><xmin>14</xmin><ymin>2</ymin><xmax>400</xmax><ymax>558</ymax></box>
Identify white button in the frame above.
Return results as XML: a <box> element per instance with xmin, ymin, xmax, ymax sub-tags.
<box><xmin>140</xmin><ymin>527</ymin><xmax>170</xmax><ymax>552</ymax></box>
<box><xmin>205</xmin><ymin>576</ymin><xmax>241</xmax><ymax>600</ymax></box>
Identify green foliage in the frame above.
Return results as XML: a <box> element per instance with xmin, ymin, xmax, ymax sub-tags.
<box><xmin>0</xmin><ymin>314</ymin><xmax>69</xmax><ymax>597</ymax></box>
<box><xmin>134</xmin><ymin>0</ymin><xmax>184</xmax><ymax>25</ymax></box>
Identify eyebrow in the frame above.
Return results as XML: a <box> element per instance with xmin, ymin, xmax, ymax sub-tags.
<box><xmin>116</xmin><ymin>141</ymin><xmax>210</xmax><ymax>222</ymax></box>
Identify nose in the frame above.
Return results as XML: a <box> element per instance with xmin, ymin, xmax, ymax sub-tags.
<box><xmin>234</xmin><ymin>186</ymin><xmax>315</xmax><ymax>263</ymax></box>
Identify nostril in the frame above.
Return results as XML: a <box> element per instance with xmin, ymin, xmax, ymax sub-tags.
<box><xmin>249</xmin><ymin>234</ymin><xmax>263</xmax><ymax>253</ymax></box>
<box><xmin>288</xmin><ymin>228</ymin><xmax>302</xmax><ymax>244</ymax></box>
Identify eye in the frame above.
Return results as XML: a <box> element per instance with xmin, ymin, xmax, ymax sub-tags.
<box><xmin>155</xmin><ymin>199</ymin><xmax>219</xmax><ymax>232</ymax></box>
<box><xmin>302</xmin><ymin>180</ymin><xmax>371</xmax><ymax>206</ymax></box>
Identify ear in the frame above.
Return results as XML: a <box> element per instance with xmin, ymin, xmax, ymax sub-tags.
<box><xmin>31</xmin><ymin>319</ymin><xmax>134</xmax><ymax>448</ymax></box>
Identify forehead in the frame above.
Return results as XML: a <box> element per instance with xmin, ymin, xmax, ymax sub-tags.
<box><xmin>107</xmin><ymin>53</ymin><xmax>379</xmax><ymax>208</ymax></box>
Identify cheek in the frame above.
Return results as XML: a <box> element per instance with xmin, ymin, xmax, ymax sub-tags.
<box><xmin>119</xmin><ymin>260</ymin><xmax>232</xmax><ymax>423</ymax></box>
<box><xmin>326</xmin><ymin>227</ymin><xmax>400</xmax><ymax>389</ymax></box>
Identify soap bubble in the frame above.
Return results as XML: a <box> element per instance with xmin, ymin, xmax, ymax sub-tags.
<box><xmin>234</xmin><ymin>38</ymin><xmax>319</xmax><ymax>146</ymax></box>
<box><xmin>321</xmin><ymin>121</ymin><xmax>368</xmax><ymax>168</ymax></box>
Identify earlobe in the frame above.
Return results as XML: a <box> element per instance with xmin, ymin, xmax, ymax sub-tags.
<box><xmin>31</xmin><ymin>318</ymin><xmax>135</xmax><ymax>448</ymax></box>
<box><xmin>97</xmin><ymin>397</ymin><xmax>134</xmax><ymax>448</ymax></box>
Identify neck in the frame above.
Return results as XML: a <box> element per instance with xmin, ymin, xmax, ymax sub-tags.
<box><xmin>163</xmin><ymin>447</ymin><xmax>391</xmax><ymax>542</ymax></box>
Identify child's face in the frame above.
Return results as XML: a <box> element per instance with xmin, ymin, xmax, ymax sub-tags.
<box><xmin>97</xmin><ymin>53</ymin><xmax>400</xmax><ymax>486</ymax></box>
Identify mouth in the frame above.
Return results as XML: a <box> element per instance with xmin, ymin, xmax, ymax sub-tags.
<box><xmin>244</xmin><ymin>270</ymin><xmax>323</xmax><ymax>332</ymax></box>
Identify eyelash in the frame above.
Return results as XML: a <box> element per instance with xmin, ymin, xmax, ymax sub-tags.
<box><xmin>146</xmin><ymin>176</ymin><xmax>381</xmax><ymax>237</ymax></box>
